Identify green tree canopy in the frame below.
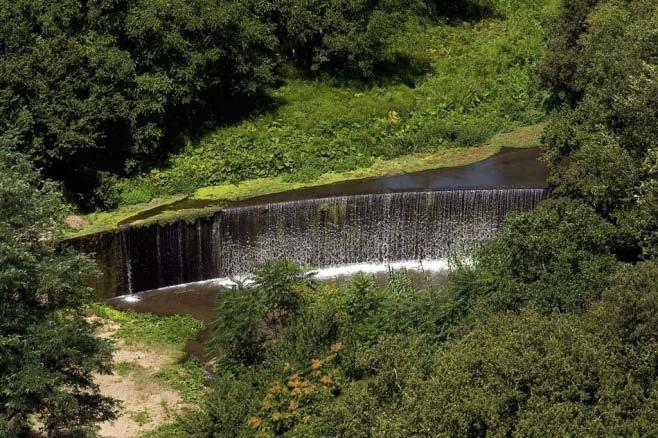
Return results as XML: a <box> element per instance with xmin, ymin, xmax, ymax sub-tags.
<box><xmin>440</xmin><ymin>198</ymin><xmax>619</xmax><ymax>330</ymax></box>
<box><xmin>270</xmin><ymin>0</ymin><xmax>425</xmax><ymax>78</ymax></box>
<box><xmin>0</xmin><ymin>150</ymin><xmax>118</xmax><ymax>436</ymax></box>
<box><xmin>0</xmin><ymin>0</ymin><xmax>277</xmax><ymax>208</ymax></box>
<box><xmin>539</xmin><ymin>0</ymin><xmax>658</xmax><ymax>260</ymax></box>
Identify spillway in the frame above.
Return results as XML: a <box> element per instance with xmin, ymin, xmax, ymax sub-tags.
<box><xmin>72</xmin><ymin>188</ymin><xmax>550</xmax><ymax>297</ymax></box>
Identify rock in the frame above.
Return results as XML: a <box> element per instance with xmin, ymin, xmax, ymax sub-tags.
<box><xmin>65</xmin><ymin>215</ymin><xmax>88</xmax><ymax>230</ymax></box>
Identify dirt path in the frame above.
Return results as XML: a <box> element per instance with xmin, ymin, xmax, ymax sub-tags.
<box><xmin>94</xmin><ymin>320</ymin><xmax>186</xmax><ymax>437</ymax></box>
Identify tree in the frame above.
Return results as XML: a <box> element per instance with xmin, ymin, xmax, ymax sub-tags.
<box><xmin>441</xmin><ymin>198</ymin><xmax>619</xmax><ymax>321</ymax></box>
<box><xmin>618</xmin><ymin>149</ymin><xmax>658</xmax><ymax>259</ymax></box>
<box><xmin>0</xmin><ymin>150</ymin><xmax>118</xmax><ymax>436</ymax></box>
<box><xmin>207</xmin><ymin>260</ymin><xmax>313</xmax><ymax>365</ymax></box>
<box><xmin>536</xmin><ymin>0</ymin><xmax>602</xmax><ymax>106</ymax></box>
<box><xmin>539</xmin><ymin>0</ymin><xmax>658</xmax><ymax>262</ymax></box>
<box><xmin>413</xmin><ymin>307</ymin><xmax>658</xmax><ymax>437</ymax></box>
<box><xmin>0</xmin><ymin>0</ymin><xmax>277</xmax><ymax>209</ymax></box>
<box><xmin>268</xmin><ymin>0</ymin><xmax>425</xmax><ymax>78</ymax></box>
<box><xmin>253</xmin><ymin>259</ymin><xmax>315</xmax><ymax>329</ymax></box>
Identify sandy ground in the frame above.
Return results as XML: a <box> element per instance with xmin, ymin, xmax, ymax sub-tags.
<box><xmin>94</xmin><ymin>320</ymin><xmax>185</xmax><ymax>438</ymax></box>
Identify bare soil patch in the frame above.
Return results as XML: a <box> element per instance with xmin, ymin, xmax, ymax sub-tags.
<box><xmin>93</xmin><ymin>319</ymin><xmax>186</xmax><ymax>437</ymax></box>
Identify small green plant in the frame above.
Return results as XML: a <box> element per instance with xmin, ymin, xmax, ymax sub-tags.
<box><xmin>129</xmin><ymin>409</ymin><xmax>152</xmax><ymax>426</ymax></box>
<box><xmin>156</xmin><ymin>360</ymin><xmax>208</xmax><ymax>403</ymax></box>
<box><xmin>114</xmin><ymin>361</ymin><xmax>144</xmax><ymax>377</ymax></box>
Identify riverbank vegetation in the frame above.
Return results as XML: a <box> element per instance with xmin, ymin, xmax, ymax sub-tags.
<box><xmin>108</xmin><ymin>7</ymin><xmax>548</xmax><ymax>209</ymax></box>
<box><xmin>86</xmin><ymin>305</ymin><xmax>207</xmax><ymax>436</ymax></box>
<box><xmin>71</xmin><ymin>123</ymin><xmax>544</xmax><ymax>237</ymax></box>
<box><xmin>1</xmin><ymin>0</ymin><xmax>551</xmax><ymax>215</ymax></box>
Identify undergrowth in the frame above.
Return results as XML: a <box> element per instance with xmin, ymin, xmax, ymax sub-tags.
<box><xmin>88</xmin><ymin>304</ymin><xmax>204</xmax><ymax>352</ymax></box>
<box><xmin>109</xmin><ymin>2</ymin><xmax>553</xmax><ymax>207</ymax></box>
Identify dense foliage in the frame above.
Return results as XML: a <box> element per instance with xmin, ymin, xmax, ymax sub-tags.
<box><xmin>3</xmin><ymin>0</ymin><xmax>658</xmax><ymax>435</ymax></box>
<box><xmin>0</xmin><ymin>0</ymin><xmax>276</xmax><ymax>208</ymax></box>
<box><xmin>0</xmin><ymin>150</ymin><xmax>117</xmax><ymax>436</ymax></box>
<box><xmin>539</xmin><ymin>0</ymin><xmax>658</xmax><ymax>259</ymax></box>
<box><xmin>113</xmin><ymin>0</ymin><xmax>550</xmax><ymax>206</ymax></box>
<box><xmin>146</xmin><ymin>258</ymin><xmax>658</xmax><ymax>437</ymax></box>
<box><xmin>271</xmin><ymin>0</ymin><xmax>424</xmax><ymax>78</ymax></box>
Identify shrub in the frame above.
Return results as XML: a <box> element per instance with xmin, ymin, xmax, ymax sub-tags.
<box><xmin>592</xmin><ymin>260</ymin><xmax>658</xmax><ymax>348</ymax></box>
<box><xmin>253</xmin><ymin>260</ymin><xmax>316</xmax><ymax>328</ymax></box>
<box><xmin>207</xmin><ymin>285</ymin><xmax>268</xmax><ymax>365</ymax></box>
<box><xmin>414</xmin><ymin>311</ymin><xmax>611</xmax><ymax>436</ymax></box>
<box><xmin>447</xmin><ymin>198</ymin><xmax>619</xmax><ymax>317</ymax></box>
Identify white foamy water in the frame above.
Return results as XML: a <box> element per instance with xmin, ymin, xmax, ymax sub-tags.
<box><xmin>311</xmin><ymin>259</ymin><xmax>451</xmax><ymax>279</ymax></box>
<box><xmin>116</xmin><ymin>258</ymin><xmax>452</xmax><ymax>302</ymax></box>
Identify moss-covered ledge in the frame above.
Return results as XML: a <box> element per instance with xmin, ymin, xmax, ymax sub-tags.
<box><xmin>66</xmin><ymin>123</ymin><xmax>544</xmax><ymax>238</ymax></box>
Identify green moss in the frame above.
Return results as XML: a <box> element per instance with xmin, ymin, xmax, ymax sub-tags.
<box><xmin>66</xmin><ymin>194</ymin><xmax>187</xmax><ymax>238</ymax></box>
<box><xmin>192</xmin><ymin>143</ymin><xmax>502</xmax><ymax>201</ymax></box>
<box><xmin>487</xmin><ymin>123</ymin><xmax>545</xmax><ymax>149</ymax></box>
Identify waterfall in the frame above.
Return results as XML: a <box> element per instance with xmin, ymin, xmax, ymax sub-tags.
<box><xmin>119</xmin><ymin>231</ymin><xmax>133</xmax><ymax>294</ymax></box>
<box><xmin>71</xmin><ymin>188</ymin><xmax>549</xmax><ymax>296</ymax></box>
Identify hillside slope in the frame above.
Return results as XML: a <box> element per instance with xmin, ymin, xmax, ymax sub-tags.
<box><xmin>76</xmin><ymin>0</ymin><xmax>558</xmax><ymax>234</ymax></box>
<box><xmin>113</xmin><ymin>3</ymin><xmax>554</xmax><ymax>199</ymax></box>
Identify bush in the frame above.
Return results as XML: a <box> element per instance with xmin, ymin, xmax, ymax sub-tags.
<box><xmin>266</xmin><ymin>289</ymin><xmax>340</xmax><ymax>368</ymax></box>
<box><xmin>446</xmin><ymin>198</ymin><xmax>619</xmax><ymax>317</ymax></box>
<box><xmin>414</xmin><ymin>311</ymin><xmax>613</xmax><ymax>436</ymax></box>
<box><xmin>207</xmin><ymin>285</ymin><xmax>268</xmax><ymax>365</ymax></box>
<box><xmin>253</xmin><ymin>260</ymin><xmax>316</xmax><ymax>328</ymax></box>
<box><xmin>593</xmin><ymin>260</ymin><xmax>658</xmax><ymax>348</ymax></box>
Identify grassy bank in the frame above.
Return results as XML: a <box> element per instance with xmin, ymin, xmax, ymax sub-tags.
<box><xmin>88</xmin><ymin>305</ymin><xmax>208</xmax><ymax>436</ymax></box>
<box><xmin>69</xmin><ymin>123</ymin><xmax>544</xmax><ymax>237</ymax></box>
<box><xmin>76</xmin><ymin>1</ymin><xmax>553</xmax><ymax>226</ymax></box>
